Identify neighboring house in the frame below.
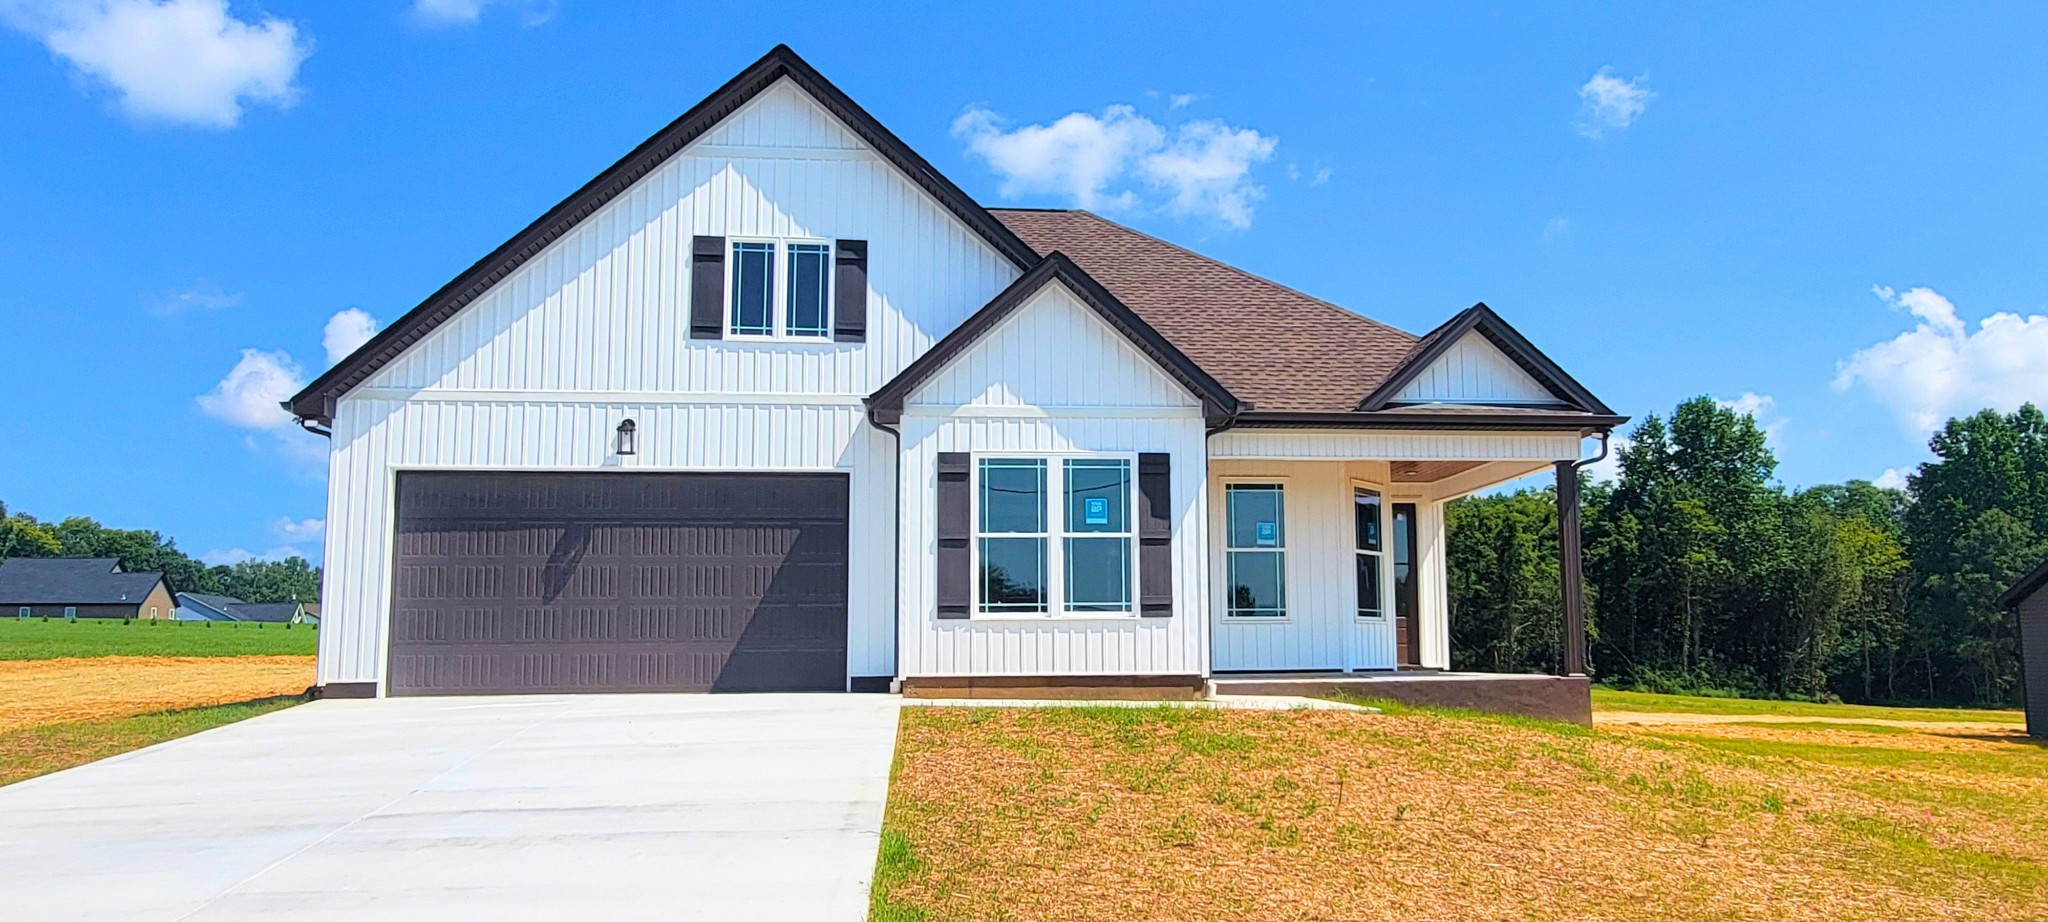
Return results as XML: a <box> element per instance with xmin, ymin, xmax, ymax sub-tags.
<box><xmin>285</xmin><ymin>47</ymin><xmax>1622</xmax><ymax>702</ymax></box>
<box><xmin>174</xmin><ymin>592</ymin><xmax>245</xmax><ymax>622</ymax></box>
<box><xmin>1999</xmin><ymin>560</ymin><xmax>2048</xmax><ymax>738</ymax></box>
<box><xmin>174</xmin><ymin>593</ymin><xmax>316</xmax><ymax>625</ymax></box>
<box><xmin>229</xmin><ymin>602</ymin><xmax>312</xmax><ymax>625</ymax></box>
<box><xmin>0</xmin><ymin>557</ymin><xmax>176</xmax><ymax>621</ymax></box>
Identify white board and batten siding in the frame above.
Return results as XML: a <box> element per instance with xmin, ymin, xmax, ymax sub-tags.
<box><xmin>896</xmin><ymin>283</ymin><xmax>1213</xmax><ymax>678</ymax></box>
<box><xmin>317</xmin><ymin>78</ymin><xmax>1023</xmax><ymax>690</ymax></box>
<box><xmin>1390</xmin><ymin>331</ymin><xmax>1557</xmax><ymax>405</ymax></box>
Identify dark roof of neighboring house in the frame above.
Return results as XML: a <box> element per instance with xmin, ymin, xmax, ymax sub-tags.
<box><xmin>226</xmin><ymin>602</ymin><xmax>303</xmax><ymax>623</ymax></box>
<box><xmin>992</xmin><ymin>209</ymin><xmax>1418</xmax><ymax>413</ymax></box>
<box><xmin>285</xmin><ymin>44</ymin><xmax>1038</xmax><ymax>425</ymax></box>
<box><xmin>176</xmin><ymin>592</ymin><xmax>246</xmax><ymax>614</ymax></box>
<box><xmin>0</xmin><ymin>558</ymin><xmax>167</xmax><ymax>605</ymax></box>
<box><xmin>2001</xmin><ymin>558</ymin><xmax>2048</xmax><ymax>610</ymax></box>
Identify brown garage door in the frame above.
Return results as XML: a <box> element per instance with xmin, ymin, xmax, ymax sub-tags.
<box><xmin>388</xmin><ymin>471</ymin><xmax>849</xmax><ymax>695</ymax></box>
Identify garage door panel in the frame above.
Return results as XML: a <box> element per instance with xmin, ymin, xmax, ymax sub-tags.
<box><xmin>389</xmin><ymin>472</ymin><xmax>849</xmax><ymax>695</ymax></box>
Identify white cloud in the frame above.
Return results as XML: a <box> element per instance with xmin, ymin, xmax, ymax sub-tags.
<box><xmin>1574</xmin><ymin>67</ymin><xmax>1653</xmax><ymax>139</ymax></box>
<box><xmin>1</xmin><ymin>0</ymin><xmax>310</xmax><ymax>128</ymax></box>
<box><xmin>1872</xmin><ymin>468</ymin><xmax>1908</xmax><ymax>491</ymax></box>
<box><xmin>954</xmin><ymin>103</ymin><xmax>1278</xmax><ymax>229</ymax></box>
<box><xmin>407</xmin><ymin>0</ymin><xmax>555</xmax><ymax>27</ymax></box>
<box><xmin>148</xmin><ymin>278</ymin><xmax>240</xmax><ymax>316</ymax></box>
<box><xmin>1716</xmin><ymin>391</ymin><xmax>1789</xmax><ymax>448</ymax></box>
<box><xmin>200</xmin><ymin>545</ymin><xmax>304</xmax><ymax>566</ymax></box>
<box><xmin>1834</xmin><ymin>285</ymin><xmax>2048</xmax><ymax>435</ymax></box>
<box><xmin>1168</xmin><ymin>93</ymin><xmax>1199</xmax><ymax>110</ymax></box>
<box><xmin>322</xmin><ymin>308</ymin><xmax>377</xmax><ymax>364</ymax></box>
<box><xmin>196</xmin><ymin>348</ymin><xmax>301</xmax><ymax>429</ymax></box>
<box><xmin>271</xmin><ymin>516</ymin><xmax>324</xmax><ymax>543</ymax></box>
<box><xmin>1542</xmin><ymin>217</ymin><xmax>1572</xmax><ymax>240</ymax></box>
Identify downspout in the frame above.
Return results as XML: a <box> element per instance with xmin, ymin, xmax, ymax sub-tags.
<box><xmin>868</xmin><ymin>404</ymin><xmax>905</xmax><ymax>693</ymax></box>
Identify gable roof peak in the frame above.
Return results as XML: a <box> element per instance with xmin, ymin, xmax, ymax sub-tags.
<box><xmin>285</xmin><ymin>44</ymin><xmax>1036</xmax><ymax>425</ymax></box>
<box><xmin>868</xmin><ymin>253</ymin><xmax>1238</xmax><ymax>427</ymax></box>
<box><xmin>1357</xmin><ymin>302</ymin><xmax>1613</xmax><ymax>415</ymax></box>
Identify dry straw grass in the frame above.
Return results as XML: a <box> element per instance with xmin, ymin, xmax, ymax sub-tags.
<box><xmin>876</xmin><ymin>704</ymin><xmax>2048</xmax><ymax>922</ymax></box>
<box><xmin>0</xmin><ymin>656</ymin><xmax>315</xmax><ymax>733</ymax></box>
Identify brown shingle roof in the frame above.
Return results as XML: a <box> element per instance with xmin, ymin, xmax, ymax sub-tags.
<box><xmin>990</xmin><ymin>209</ymin><xmax>1419</xmax><ymax>412</ymax></box>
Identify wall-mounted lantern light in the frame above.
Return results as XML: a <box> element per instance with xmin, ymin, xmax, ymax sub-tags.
<box><xmin>616</xmin><ymin>418</ymin><xmax>638</xmax><ymax>456</ymax></box>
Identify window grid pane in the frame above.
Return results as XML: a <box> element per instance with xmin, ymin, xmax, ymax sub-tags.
<box><xmin>785</xmin><ymin>243</ymin><xmax>831</xmax><ymax>338</ymax></box>
<box><xmin>980</xmin><ymin>536</ymin><xmax>1047</xmax><ymax>613</ymax></box>
<box><xmin>979</xmin><ymin>459</ymin><xmax>1045</xmax><ymax>534</ymax></box>
<box><xmin>730</xmin><ymin>242</ymin><xmax>775</xmax><ymax>335</ymax></box>
<box><xmin>1065</xmin><ymin>537</ymin><xmax>1131</xmax><ymax>612</ymax></box>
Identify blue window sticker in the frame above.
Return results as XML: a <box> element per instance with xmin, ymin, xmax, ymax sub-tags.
<box><xmin>1255</xmin><ymin>521</ymin><xmax>1278</xmax><ymax>546</ymax></box>
<box><xmin>1083</xmin><ymin>496</ymin><xmax>1110</xmax><ymax>526</ymax></box>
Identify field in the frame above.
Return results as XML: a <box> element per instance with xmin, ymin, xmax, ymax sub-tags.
<box><xmin>0</xmin><ymin>618</ymin><xmax>314</xmax><ymax>786</ymax></box>
<box><xmin>872</xmin><ymin>695</ymin><xmax>2045</xmax><ymax>922</ymax></box>
<box><xmin>0</xmin><ymin>617</ymin><xmax>317</xmax><ymax>660</ymax></box>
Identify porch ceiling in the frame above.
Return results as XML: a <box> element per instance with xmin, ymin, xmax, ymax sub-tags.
<box><xmin>1389</xmin><ymin>460</ymin><xmax>1486</xmax><ymax>483</ymax></box>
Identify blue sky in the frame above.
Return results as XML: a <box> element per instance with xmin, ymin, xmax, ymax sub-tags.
<box><xmin>3</xmin><ymin>1</ymin><xmax>2047</xmax><ymax>564</ymax></box>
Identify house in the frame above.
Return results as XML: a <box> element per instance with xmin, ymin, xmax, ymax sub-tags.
<box><xmin>0</xmin><ymin>557</ymin><xmax>175</xmax><ymax>621</ymax></box>
<box><xmin>285</xmin><ymin>47</ymin><xmax>1621</xmax><ymax>716</ymax></box>
<box><xmin>230</xmin><ymin>602</ymin><xmax>313</xmax><ymax>625</ymax></box>
<box><xmin>175</xmin><ymin>593</ymin><xmax>317</xmax><ymax>625</ymax></box>
<box><xmin>174</xmin><ymin>592</ymin><xmax>245</xmax><ymax>622</ymax></box>
<box><xmin>1999</xmin><ymin>559</ymin><xmax>2048</xmax><ymax>738</ymax></box>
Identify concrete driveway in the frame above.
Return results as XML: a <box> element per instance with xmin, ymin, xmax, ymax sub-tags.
<box><xmin>0</xmin><ymin>693</ymin><xmax>902</xmax><ymax>921</ymax></box>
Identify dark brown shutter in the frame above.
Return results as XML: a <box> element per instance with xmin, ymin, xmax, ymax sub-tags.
<box><xmin>834</xmin><ymin>239</ymin><xmax>868</xmax><ymax>342</ymax></box>
<box><xmin>1138</xmin><ymin>453</ymin><xmax>1172</xmax><ymax>617</ymax></box>
<box><xmin>690</xmin><ymin>235</ymin><xmax>725</xmax><ymax>339</ymax></box>
<box><xmin>936</xmin><ymin>451</ymin><xmax>971</xmax><ymax>619</ymax></box>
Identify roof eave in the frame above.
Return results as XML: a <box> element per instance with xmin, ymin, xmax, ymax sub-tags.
<box><xmin>1998</xmin><ymin>557</ymin><xmax>2048</xmax><ymax>610</ymax></box>
<box><xmin>1228</xmin><ymin>410</ymin><xmax>1631</xmax><ymax>433</ymax></box>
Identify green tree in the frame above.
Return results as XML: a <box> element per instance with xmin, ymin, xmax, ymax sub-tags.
<box><xmin>1902</xmin><ymin>406</ymin><xmax>2048</xmax><ymax>705</ymax></box>
<box><xmin>216</xmin><ymin>556</ymin><xmax>322</xmax><ymax>604</ymax></box>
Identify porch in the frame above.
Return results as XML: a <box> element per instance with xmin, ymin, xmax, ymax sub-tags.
<box><xmin>1204</xmin><ymin>425</ymin><xmax>1600</xmax><ymax>723</ymax></box>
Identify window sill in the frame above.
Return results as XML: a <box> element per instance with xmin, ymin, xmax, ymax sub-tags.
<box><xmin>957</xmin><ymin>612</ymin><xmax>1144</xmax><ymax>624</ymax></box>
<box><xmin>718</xmin><ymin>334</ymin><xmax>842</xmax><ymax>346</ymax></box>
<box><xmin>1222</xmin><ymin>614</ymin><xmax>1294</xmax><ymax>624</ymax></box>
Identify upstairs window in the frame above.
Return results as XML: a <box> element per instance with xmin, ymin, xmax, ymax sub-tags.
<box><xmin>727</xmin><ymin>238</ymin><xmax>833</xmax><ymax>340</ymax></box>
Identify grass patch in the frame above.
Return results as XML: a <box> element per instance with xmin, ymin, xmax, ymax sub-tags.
<box><xmin>875</xmin><ymin>701</ymin><xmax>2048</xmax><ymax>921</ymax></box>
<box><xmin>0</xmin><ymin>617</ymin><xmax>316</xmax><ymax>660</ymax></box>
<box><xmin>1592</xmin><ymin>687</ymin><xmax>2023</xmax><ymax>724</ymax></box>
<box><xmin>0</xmin><ymin>696</ymin><xmax>302</xmax><ymax>787</ymax></box>
<box><xmin>1648</xmin><ymin>731</ymin><xmax>2048</xmax><ymax>780</ymax></box>
<box><xmin>868</xmin><ymin>828</ymin><xmax>929</xmax><ymax>922</ymax></box>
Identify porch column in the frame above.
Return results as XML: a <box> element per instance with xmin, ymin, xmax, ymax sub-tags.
<box><xmin>1555</xmin><ymin>461</ymin><xmax>1587</xmax><ymax>676</ymax></box>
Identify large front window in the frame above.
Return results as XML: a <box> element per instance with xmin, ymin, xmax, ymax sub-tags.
<box><xmin>976</xmin><ymin>457</ymin><xmax>1136</xmax><ymax>616</ymax></box>
<box><xmin>1225</xmin><ymin>483</ymin><xmax>1286</xmax><ymax>617</ymax></box>
<box><xmin>728</xmin><ymin>238</ymin><xmax>833</xmax><ymax>340</ymax></box>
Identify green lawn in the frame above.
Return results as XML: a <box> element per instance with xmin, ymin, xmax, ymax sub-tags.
<box><xmin>0</xmin><ymin>697</ymin><xmax>303</xmax><ymax>786</ymax></box>
<box><xmin>1592</xmin><ymin>687</ymin><xmax>2025</xmax><ymax>724</ymax></box>
<box><xmin>0</xmin><ymin>617</ymin><xmax>317</xmax><ymax>660</ymax></box>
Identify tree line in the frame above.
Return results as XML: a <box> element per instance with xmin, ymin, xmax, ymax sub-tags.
<box><xmin>1449</xmin><ymin>397</ymin><xmax>2046</xmax><ymax>708</ymax></box>
<box><xmin>0</xmin><ymin>501</ymin><xmax>320</xmax><ymax>605</ymax></box>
